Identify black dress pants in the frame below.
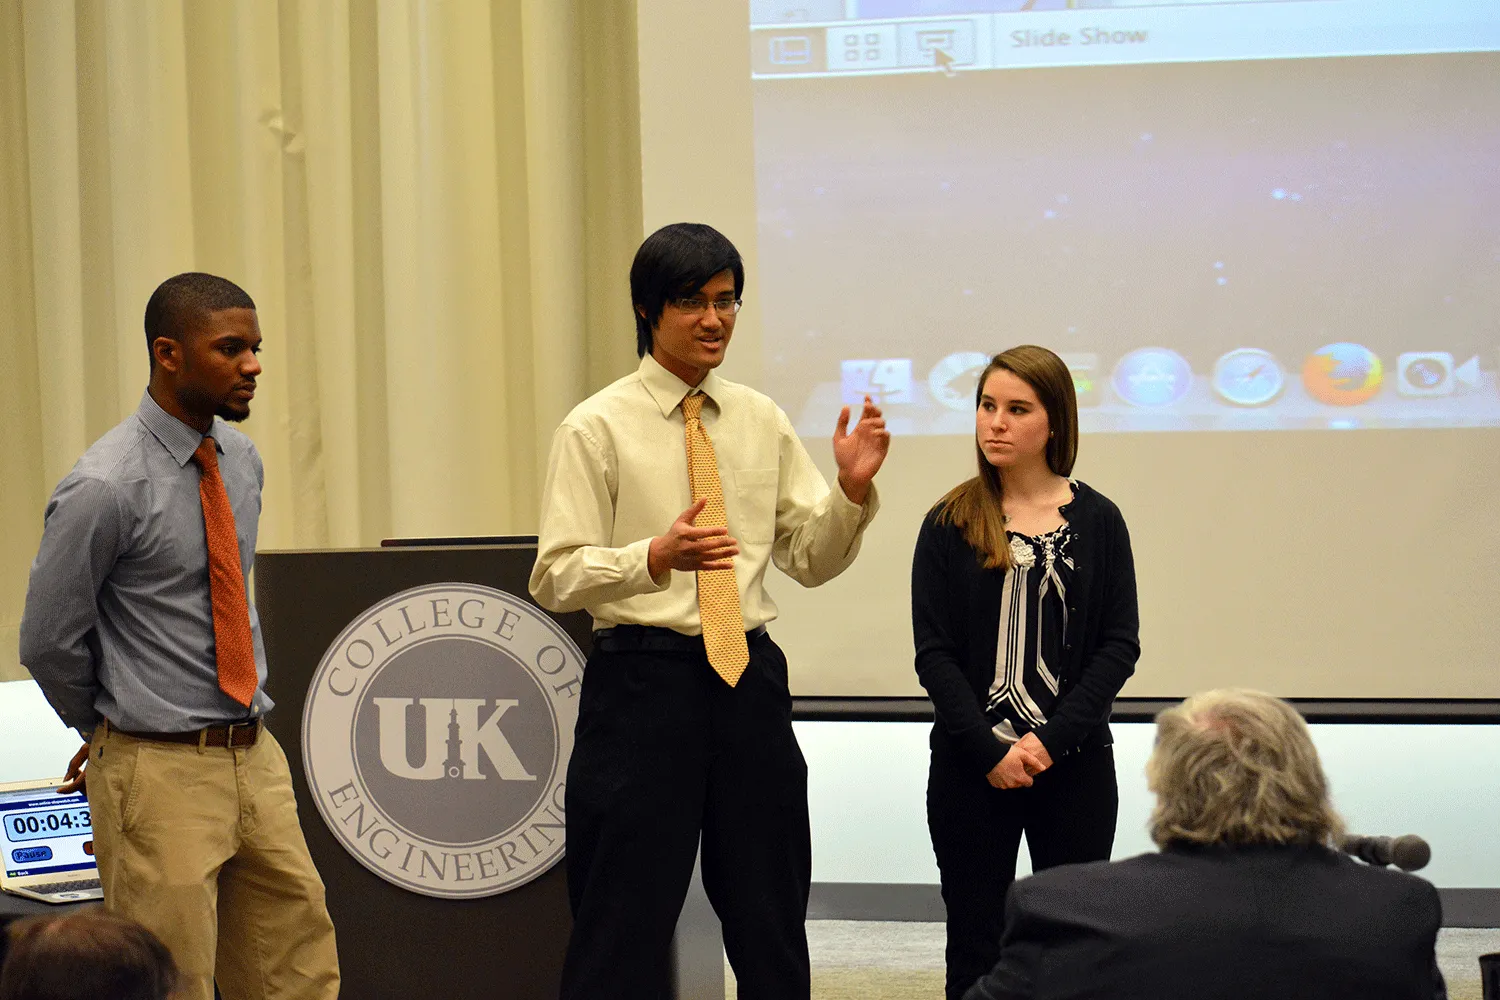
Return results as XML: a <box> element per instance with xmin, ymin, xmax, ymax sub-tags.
<box><xmin>559</xmin><ymin>629</ymin><xmax>811</xmax><ymax>1000</ymax></box>
<box><xmin>928</xmin><ymin>741</ymin><xmax>1118</xmax><ymax>1000</ymax></box>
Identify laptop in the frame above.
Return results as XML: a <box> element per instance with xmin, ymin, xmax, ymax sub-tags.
<box><xmin>0</xmin><ymin>778</ymin><xmax>104</xmax><ymax>903</ymax></box>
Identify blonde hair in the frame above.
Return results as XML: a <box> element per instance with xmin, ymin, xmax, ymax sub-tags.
<box><xmin>933</xmin><ymin>345</ymin><xmax>1079</xmax><ymax>570</ymax></box>
<box><xmin>1147</xmin><ymin>689</ymin><xmax>1344</xmax><ymax>849</ymax></box>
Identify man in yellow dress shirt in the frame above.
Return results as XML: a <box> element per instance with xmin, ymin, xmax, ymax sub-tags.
<box><xmin>530</xmin><ymin>223</ymin><xmax>890</xmax><ymax>999</ymax></box>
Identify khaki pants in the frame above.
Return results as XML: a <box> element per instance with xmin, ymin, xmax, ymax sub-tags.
<box><xmin>87</xmin><ymin>724</ymin><xmax>340</xmax><ymax>1000</ymax></box>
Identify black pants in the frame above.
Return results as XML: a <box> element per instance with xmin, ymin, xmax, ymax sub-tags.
<box><xmin>927</xmin><ymin>742</ymin><xmax>1118</xmax><ymax>1000</ymax></box>
<box><xmin>559</xmin><ymin>629</ymin><xmax>811</xmax><ymax>1000</ymax></box>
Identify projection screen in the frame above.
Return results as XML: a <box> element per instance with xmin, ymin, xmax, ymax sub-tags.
<box><xmin>636</xmin><ymin>0</ymin><xmax>1500</xmax><ymax>698</ymax></box>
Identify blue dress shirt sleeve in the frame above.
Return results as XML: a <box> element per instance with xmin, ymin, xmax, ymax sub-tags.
<box><xmin>19</xmin><ymin>474</ymin><xmax>129</xmax><ymax>732</ymax></box>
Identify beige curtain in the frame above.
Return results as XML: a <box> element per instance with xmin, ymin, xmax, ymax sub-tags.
<box><xmin>0</xmin><ymin>0</ymin><xmax>644</xmax><ymax>681</ymax></box>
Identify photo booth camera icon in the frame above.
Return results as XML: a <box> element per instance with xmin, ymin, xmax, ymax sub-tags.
<box><xmin>1396</xmin><ymin>352</ymin><xmax>1454</xmax><ymax>397</ymax></box>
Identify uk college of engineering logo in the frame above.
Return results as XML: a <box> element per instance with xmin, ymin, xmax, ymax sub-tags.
<box><xmin>302</xmin><ymin>584</ymin><xmax>583</xmax><ymax>899</ymax></box>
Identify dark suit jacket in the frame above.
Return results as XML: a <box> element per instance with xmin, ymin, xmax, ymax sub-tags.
<box><xmin>964</xmin><ymin>843</ymin><xmax>1444</xmax><ymax>1000</ymax></box>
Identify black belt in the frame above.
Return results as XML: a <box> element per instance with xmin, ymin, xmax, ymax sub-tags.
<box><xmin>593</xmin><ymin>623</ymin><xmax>768</xmax><ymax>654</ymax></box>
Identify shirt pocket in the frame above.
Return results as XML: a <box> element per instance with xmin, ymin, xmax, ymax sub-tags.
<box><xmin>731</xmin><ymin>468</ymin><xmax>779</xmax><ymax>544</ymax></box>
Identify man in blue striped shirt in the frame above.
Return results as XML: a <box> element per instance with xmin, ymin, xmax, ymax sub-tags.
<box><xmin>20</xmin><ymin>273</ymin><xmax>339</xmax><ymax>1000</ymax></box>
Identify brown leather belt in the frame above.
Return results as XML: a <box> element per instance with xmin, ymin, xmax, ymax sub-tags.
<box><xmin>113</xmin><ymin>719</ymin><xmax>262</xmax><ymax>749</ymax></box>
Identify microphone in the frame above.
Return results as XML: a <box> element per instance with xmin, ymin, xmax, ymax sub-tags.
<box><xmin>1340</xmin><ymin>834</ymin><xmax>1431</xmax><ymax>872</ymax></box>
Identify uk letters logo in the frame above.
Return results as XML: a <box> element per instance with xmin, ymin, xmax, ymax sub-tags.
<box><xmin>302</xmin><ymin>584</ymin><xmax>582</xmax><ymax>898</ymax></box>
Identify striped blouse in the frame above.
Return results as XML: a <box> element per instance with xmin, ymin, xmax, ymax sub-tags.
<box><xmin>985</xmin><ymin>513</ymin><xmax>1076</xmax><ymax>746</ymax></box>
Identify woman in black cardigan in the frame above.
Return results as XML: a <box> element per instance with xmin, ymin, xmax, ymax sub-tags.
<box><xmin>912</xmin><ymin>345</ymin><xmax>1140</xmax><ymax>1000</ymax></box>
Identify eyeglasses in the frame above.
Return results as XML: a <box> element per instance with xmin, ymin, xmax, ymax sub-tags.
<box><xmin>669</xmin><ymin>296</ymin><xmax>742</xmax><ymax>316</ymax></box>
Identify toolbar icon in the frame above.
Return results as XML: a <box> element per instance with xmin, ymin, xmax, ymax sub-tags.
<box><xmin>1302</xmin><ymin>343</ymin><xmax>1382</xmax><ymax>406</ymax></box>
<box><xmin>829</xmin><ymin>25</ymin><xmax>899</xmax><ymax>70</ymax></box>
<box><xmin>1212</xmin><ymin>348</ymin><xmax>1284</xmax><ymax>407</ymax></box>
<box><xmin>751</xmin><ymin>28</ymin><xmax>829</xmax><ymax>74</ymax></box>
<box><xmin>1059</xmin><ymin>352</ymin><xmax>1100</xmax><ymax>407</ymax></box>
<box><xmin>769</xmin><ymin>36</ymin><xmax>813</xmax><ymax>66</ymax></box>
<box><xmin>841</xmin><ymin>358</ymin><xmax>914</xmax><ymax>406</ymax></box>
<box><xmin>1396</xmin><ymin>352</ymin><xmax>1454</xmax><ymax>397</ymax></box>
<box><xmin>1455</xmin><ymin>355</ymin><xmax>1481</xmax><ymax>388</ymax></box>
<box><xmin>897</xmin><ymin>20</ymin><xmax>977</xmax><ymax>69</ymax></box>
<box><xmin>1111</xmin><ymin>348</ymin><xmax>1192</xmax><ymax>407</ymax></box>
<box><xmin>928</xmin><ymin>351</ymin><xmax>991</xmax><ymax>411</ymax></box>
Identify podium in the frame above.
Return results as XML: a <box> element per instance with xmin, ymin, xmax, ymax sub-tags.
<box><xmin>255</xmin><ymin>539</ymin><xmax>723</xmax><ymax>999</ymax></box>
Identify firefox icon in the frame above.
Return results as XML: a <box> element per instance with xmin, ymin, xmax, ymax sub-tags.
<box><xmin>1302</xmin><ymin>343</ymin><xmax>1383</xmax><ymax>405</ymax></box>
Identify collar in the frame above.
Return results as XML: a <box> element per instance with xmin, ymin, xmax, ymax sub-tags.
<box><xmin>136</xmin><ymin>390</ymin><xmax>223</xmax><ymax>468</ymax></box>
<box><xmin>638</xmin><ymin>353</ymin><xmax>725</xmax><ymax>419</ymax></box>
<box><xmin>1162</xmin><ymin>840</ymin><xmax>1331</xmax><ymax>857</ymax></box>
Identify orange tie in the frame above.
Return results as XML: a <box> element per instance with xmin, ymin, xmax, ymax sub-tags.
<box><xmin>192</xmin><ymin>437</ymin><xmax>258</xmax><ymax>708</ymax></box>
<box><xmin>681</xmin><ymin>393</ymin><xmax>749</xmax><ymax>686</ymax></box>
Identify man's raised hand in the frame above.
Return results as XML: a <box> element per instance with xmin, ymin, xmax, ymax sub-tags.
<box><xmin>648</xmin><ymin>498</ymin><xmax>740</xmax><ymax>579</ymax></box>
<box><xmin>833</xmin><ymin>395</ymin><xmax>891</xmax><ymax>505</ymax></box>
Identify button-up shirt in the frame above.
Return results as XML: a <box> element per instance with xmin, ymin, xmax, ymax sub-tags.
<box><xmin>530</xmin><ymin>353</ymin><xmax>879</xmax><ymax>631</ymax></box>
<box><xmin>20</xmin><ymin>391</ymin><xmax>272</xmax><ymax>734</ymax></box>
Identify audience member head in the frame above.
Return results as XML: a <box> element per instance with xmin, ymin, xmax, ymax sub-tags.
<box><xmin>1147</xmin><ymin>688</ymin><xmax>1345</xmax><ymax>850</ymax></box>
<box><xmin>0</xmin><ymin>909</ymin><xmax>178</xmax><ymax>1000</ymax></box>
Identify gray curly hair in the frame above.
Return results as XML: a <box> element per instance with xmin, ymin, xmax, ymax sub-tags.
<box><xmin>1147</xmin><ymin>689</ymin><xmax>1345</xmax><ymax>849</ymax></box>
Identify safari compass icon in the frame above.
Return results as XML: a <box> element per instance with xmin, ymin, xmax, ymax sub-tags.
<box><xmin>302</xmin><ymin>583</ymin><xmax>584</xmax><ymax>899</ymax></box>
<box><xmin>1212</xmin><ymin>348</ymin><xmax>1285</xmax><ymax>407</ymax></box>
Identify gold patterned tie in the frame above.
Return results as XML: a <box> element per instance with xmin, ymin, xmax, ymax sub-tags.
<box><xmin>681</xmin><ymin>393</ymin><xmax>749</xmax><ymax>686</ymax></box>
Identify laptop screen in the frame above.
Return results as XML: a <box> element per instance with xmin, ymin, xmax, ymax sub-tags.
<box><xmin>0</xmin><ymin>786</ymin><xmax>96</xmax><ymax>880</ymax></box>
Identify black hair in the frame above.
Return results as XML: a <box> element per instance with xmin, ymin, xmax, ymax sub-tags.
<box><xmin>629</xmin><ymin>223</ymin><xmax>744</xmax><ymax>358</ymax></box>
<box><xmin>143</xmin><ymin>272</ymin><xmax>256</xmax><ymax>369</ymax></box>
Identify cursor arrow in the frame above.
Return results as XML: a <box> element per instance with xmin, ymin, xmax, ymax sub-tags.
<box><xmin>932</xmin><ymin>48</ymin><xmax>957</xmax><ymax>76</ymax></box>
